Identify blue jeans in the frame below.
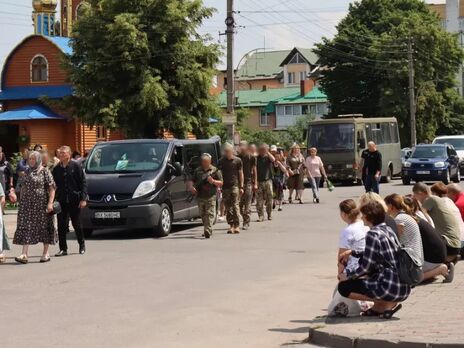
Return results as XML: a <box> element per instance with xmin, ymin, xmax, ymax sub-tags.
<box><xmin>364</xmin><ymin>175</ymin><xmax>379</xmax><ymax>194</ymax></box>
<box><xmin>310</xmin><ymin>177</ymin><xmax>321</xmax><ymax>199</ymax></box>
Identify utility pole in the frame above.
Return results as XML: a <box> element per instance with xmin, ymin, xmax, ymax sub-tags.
<box><xmin>408</xmin><ymin>37</ymin><xmax>417</xmax><ymax>147</ymax></box>
<box><xmin>225</xmin><ymin>0</ymin><xmax>236</xmax><ymax>141</ymax></box>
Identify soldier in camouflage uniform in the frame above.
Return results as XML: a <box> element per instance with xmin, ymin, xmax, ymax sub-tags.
<box><xmin>218</xmin><ymin>143</ymin><xmax>244</xmax><ymax>234</ymax></box>
<box><xmin>256</xmin><ymin>144</ymin><xmax>275</xmax><ymax>221</ymax></box>
<box><xmin>191</xmin><ymin>154</ymin><xmax>223</xmax><ymax>239</ymax></box>
<box><xmin>238</xmin><ymin>141</ymin><xmax>257</xmax><ymax>230</ymax></box>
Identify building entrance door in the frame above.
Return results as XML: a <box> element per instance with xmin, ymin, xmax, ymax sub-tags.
<box><xmin>0</xmin><ymin>124</ymin><xmax>19</xmax><ymax>158</ymax></box>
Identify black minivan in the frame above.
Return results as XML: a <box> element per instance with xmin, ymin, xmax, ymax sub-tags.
<box><xmin>81</xmin><ymin>137</ymin><xmax>221</xmax><ymax>237</ymax></box>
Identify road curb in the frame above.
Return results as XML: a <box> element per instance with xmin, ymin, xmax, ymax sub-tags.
<box><xmin>308</xmin><ymin>327</ymin><xmax>464</xmax><ymax>348</ymax></box>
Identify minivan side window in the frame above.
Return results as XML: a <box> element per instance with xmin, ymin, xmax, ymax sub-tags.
<box><xmin>184</xmin><ymin>143</ymin><xmax>218</xmax><ymax>176</ymax></box>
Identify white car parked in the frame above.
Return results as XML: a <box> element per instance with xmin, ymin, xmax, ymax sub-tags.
<box><xmin>433</xmin><ymin>135</ymin><xmax>464</xmax><ymax>174</ymax></box>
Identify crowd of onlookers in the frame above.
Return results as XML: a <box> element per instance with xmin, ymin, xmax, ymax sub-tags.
<box><xmin>0</xmin><ymin>144</ymin><xmax>88</xmax><ymax>264</ymax></box>
<box><xmin>334</xmin><ymin>182</ymin><xmax>464</xmax><ymax>319</ymax></box>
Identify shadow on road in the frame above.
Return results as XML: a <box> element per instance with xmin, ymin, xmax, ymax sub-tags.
<box><xmin>72</xmin><ymin>222</ymin><xmax>203</xmax><ymax>240</ymax></box>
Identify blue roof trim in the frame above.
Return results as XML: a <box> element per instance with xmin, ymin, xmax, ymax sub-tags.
<box><xmin>0</xmin><ymin>85</ymin><xmax>73</xmax><ymax>101</ymax></box>
<box><xmin>0</xmin><ymin>104</ymin><xmax>65</xmax><ymax>121</ymax></box>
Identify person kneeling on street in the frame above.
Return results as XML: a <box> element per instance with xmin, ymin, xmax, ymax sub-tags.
<box><xmin>338</xmin><ymin>201</ymin><xmax>411</xmax><ymax>319</ymax></box>
<box><xmin>403</xmin><ymin>196</ymin><xmax>452</xmax><ymax>283</ymax></box>
<box><xmin>191</xmin><ymin>154</ymin><xmax>223</xmax><ymax>239</ymax></box>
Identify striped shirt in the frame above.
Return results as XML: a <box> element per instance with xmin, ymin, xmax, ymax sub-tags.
<box><xmin>395</xmin><ymin>213</ymin><xmax>424</xmax><ymax>263</ymax></box>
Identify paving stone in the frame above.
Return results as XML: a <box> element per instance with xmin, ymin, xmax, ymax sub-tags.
<box><xmin>308</xmin><ymin>265</ymin><xmax>464</xmax><ymax>348</ymax></box>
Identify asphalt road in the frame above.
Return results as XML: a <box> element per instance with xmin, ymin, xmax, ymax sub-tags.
<box><xmin>1</xmin><ymin>181</ymin><xmax>415</xmax><ymax>348</ymax></box>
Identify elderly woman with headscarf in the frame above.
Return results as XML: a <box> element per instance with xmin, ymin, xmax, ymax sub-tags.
<box><xmin>286</xmin><ymin>143</ymin><xmax>305</xmax><ymax>204</ymax></box>
<box><xmin>13</xmin><ymin>151</ymin><xmax>57</xmax><ymax>264</ymax></box>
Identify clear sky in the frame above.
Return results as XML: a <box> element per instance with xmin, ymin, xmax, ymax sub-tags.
<box><xmin>0</xmin><ymin>0</ymin><xmax>445</xmax><ymax>72</ymax></box>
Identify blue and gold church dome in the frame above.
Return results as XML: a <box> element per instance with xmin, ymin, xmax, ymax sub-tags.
<box><xmin>32</xmin><ymin>0</ymin><xmax>58</xmax><ymax>12</ymax></box>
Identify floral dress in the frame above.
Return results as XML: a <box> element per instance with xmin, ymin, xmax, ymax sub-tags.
<box><xmin>13</xmin><ymin>168</ymin><xmax>57</xmax><ymax>245</ymax></box>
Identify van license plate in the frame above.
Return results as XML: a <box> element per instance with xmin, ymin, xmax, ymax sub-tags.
<box><xmin>95</xmin><ymin>212</ymin><xmax>120</xmax><ymax>219</ymax></box>
<box><xmin>416</xmin><ymin>171</ymin><xmax>430</xmax><ymax>175</ymax></box>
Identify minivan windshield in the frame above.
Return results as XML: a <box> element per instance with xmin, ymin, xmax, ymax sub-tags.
<box><xmin>308</xmin><ymin>123</ymin><xmax>355</xmax><ymax>152</ymax></box>
<box><xmin>411</xmin><ymin>146</ymin><xmax>446</xmax><ymax>159</ymax></box>
<box><xmin>86</xmin><ymin>142</ymin><xmax>169</xmax><ymax>173</ymax></box>
<box><xmin>434</xmin><ymin>138</ymin><xmax>464</xmax><ymax>150</ymax></box>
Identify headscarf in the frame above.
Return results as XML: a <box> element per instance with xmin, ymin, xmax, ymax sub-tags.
<box><xmin>28</xmin><ymin>151</ymin><xmax>43</xmax><ymax>172</ymax></box>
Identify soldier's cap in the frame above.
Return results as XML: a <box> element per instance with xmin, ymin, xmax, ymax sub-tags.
<box><xmin>240</xmin><ymin>141</ymin><xmax>248</xmax><ymax>147</ymax></box>
<box><xmin>201</xmin><ymin>153</ymin><xmax>212</xmax><ymax>160</ymax></box>
<box><xmin>270</xmin><ymin>145</ymin><xmax>278</xmax><ymax>152</ymax></box>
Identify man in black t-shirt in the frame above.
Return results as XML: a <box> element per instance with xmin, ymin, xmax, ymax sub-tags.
<box><xmin>361</xmin><ymin>141</ymin><xmax>382</xmax><ymax>194</ymax></box>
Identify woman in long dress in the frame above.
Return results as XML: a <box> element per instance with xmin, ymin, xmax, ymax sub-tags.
<box><xmin>286</xmin><ymin>144</ymin><xmax>305</xmax><ymax>204</ymax></box>
<box><xmin>13</xmin><ymin>151</ymin><xmax>57</xmax><ymax>264</ymax></box>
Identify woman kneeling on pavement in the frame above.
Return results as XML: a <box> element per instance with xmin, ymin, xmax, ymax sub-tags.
<box><xmin>338</xmin><ymin>201</ymin><xmax>410</xmax><ymax>319</ymax></box>
<box><xmin>403</xmin><ymin>195</ymin><xmax>452</xmax><ymax>283</ymax></box>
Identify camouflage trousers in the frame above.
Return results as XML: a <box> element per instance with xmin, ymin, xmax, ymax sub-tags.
<box><xmin>239</xmin><ymin>183</ymin><xmax>253</xmax><ymax>225</ymax></box>
<box><xmin>222</xmin><ymin>187</ymin><xmax>241</xmax><ymax>227</ymax></box>
<box><xmin>197</xmin><ymin>197</ymin><xmax>216</xmax><ymax>235</ymax></box>
<box><xmin>257</xmin><ymin>179</ymin><xmax>273</xmax><ymax>218</ymax></box>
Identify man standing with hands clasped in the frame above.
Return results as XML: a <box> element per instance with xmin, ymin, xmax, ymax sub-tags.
<box><xmin>218</xmin><ymin>143</ymin><xmax>244</xmax><ymax>234</ymax></box>
<box><xmin>52</xmin><ymin>146</ymin><xmax>88</xmax><ymax>256</ymax></box>
<box><xmin>191</xmin><ymin>153</ymin><xmax>223</xmax><ymax>239</ymax></box>
<box><xmin>361</xmin><ymin>141</ymin><xmax>382</xmax><ymax>194</ymax></box>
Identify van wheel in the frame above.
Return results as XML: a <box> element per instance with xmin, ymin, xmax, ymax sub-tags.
<box><xmin>381</xmin><ymin>166</ymin><xmax>393</xmax><ymax>183</ymax></box>
<box><xmin>402</xmin><ymin>177</ymin><xmax>411</xmax><ymax>185</ymax></box>
<box><xmin>155</xmin><ymin>204</ymin><xmax>172</xmax><ymax>237</ymax></box>
<box><xmin>443</xmin><ymin>170</ymin><xmax>451</xmax><ymax>185</ymax></box>
<box><xmin>83</xmin><ymin>229</ymin><xmax>93</xmax><ymax>238</ymax></box>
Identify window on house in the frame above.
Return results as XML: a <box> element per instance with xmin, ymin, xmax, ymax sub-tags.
<box><xmin>288</xmin><ymin>53</ymin><xmax>306</xmax><ymax>64</ymax></box>
<box><xmin>293</xmin><ymin>105</ymin><xmax>301</xmax><ymax>115</ymax></box>
<box><xmin>285</xmin><ymin>105</ymin><xmax>293</xmax><ymax>115</ymax></box>
<box><xmin>287</xmin><ymin>72</ymin><xmax>296</xmax><ymax>84</ymax></box>
<box><xmin>316</xmin><ymin>103</ymin><xmax>328</xmax><ymax>115</ymax></box>
<box><xmin>310</xmin><ymin>104</ymin><xmax>317</xmax><ymax>115</ymax></box>
<box><xmin>96</xmin><ymin>126</ymin><xmax>107</xmax><ymax>139</ymax></box>
<box><xmin>260</xmin><ymin>109</ymin><xmax>269</xmax><ymax>126</ymax></box>
<box><xmin>302</xmin><ymin>105</ymin><xmax>309</xmax><ymax>115</ymax></box>
<box><xmin>31</xmin><ymin>55</ymin><xmax>48</xmax><ymax>82</ymax></box>
<box><xmin>300</xmin><ymin>71</ymin><xmax>306</xmax><ymax>81</ymax></box>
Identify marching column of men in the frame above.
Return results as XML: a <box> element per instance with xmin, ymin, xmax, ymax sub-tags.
<box><xmin>191</xmin><ymin>142</ymin><xmax>277</xmax><ymax>239</ymax></box>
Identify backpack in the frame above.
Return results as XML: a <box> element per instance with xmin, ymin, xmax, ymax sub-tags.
<box><xmin>389</xmin><ymin>221</ymin><xmax>424</xmax><ymax>286</ymax></box>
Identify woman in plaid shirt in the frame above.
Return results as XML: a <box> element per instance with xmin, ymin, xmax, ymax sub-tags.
<box><xmin>338</xmin><ymin>201</ymin><xmax>411</xmax><ymax>319</ymax></box>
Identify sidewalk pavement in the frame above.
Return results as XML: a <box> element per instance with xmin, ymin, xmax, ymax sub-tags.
<box><xmin>308</xmin><ymin>264</ymin><xmax>464</xmax><ymax>348</ymax></box>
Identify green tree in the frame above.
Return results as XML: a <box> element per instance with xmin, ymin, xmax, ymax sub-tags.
<box><xmin>315</xmin><ymin>0</ymin><xmax>464</xmax><ymax>145</ymax></box>
<box><xmin>64</xmin><ymin>0</ymin><xmax>220</xmax><ymax>138</ymax></box>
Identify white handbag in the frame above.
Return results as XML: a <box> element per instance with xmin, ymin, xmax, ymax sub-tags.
<box><xmin>327</xmin><ymin>286</ymin><xmax>370</xmax><ymax>317</ymax></box>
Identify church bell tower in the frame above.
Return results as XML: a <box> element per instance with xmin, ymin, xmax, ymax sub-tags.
<box><xmin>61</xmin><ymin>0</ymin><xmax>84</xmax><ymax>37</ymax></box>
<box><xmin>32</xmin><ymin>0</ymin><xmax>58</xmax><ymax>36</ymax></box>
